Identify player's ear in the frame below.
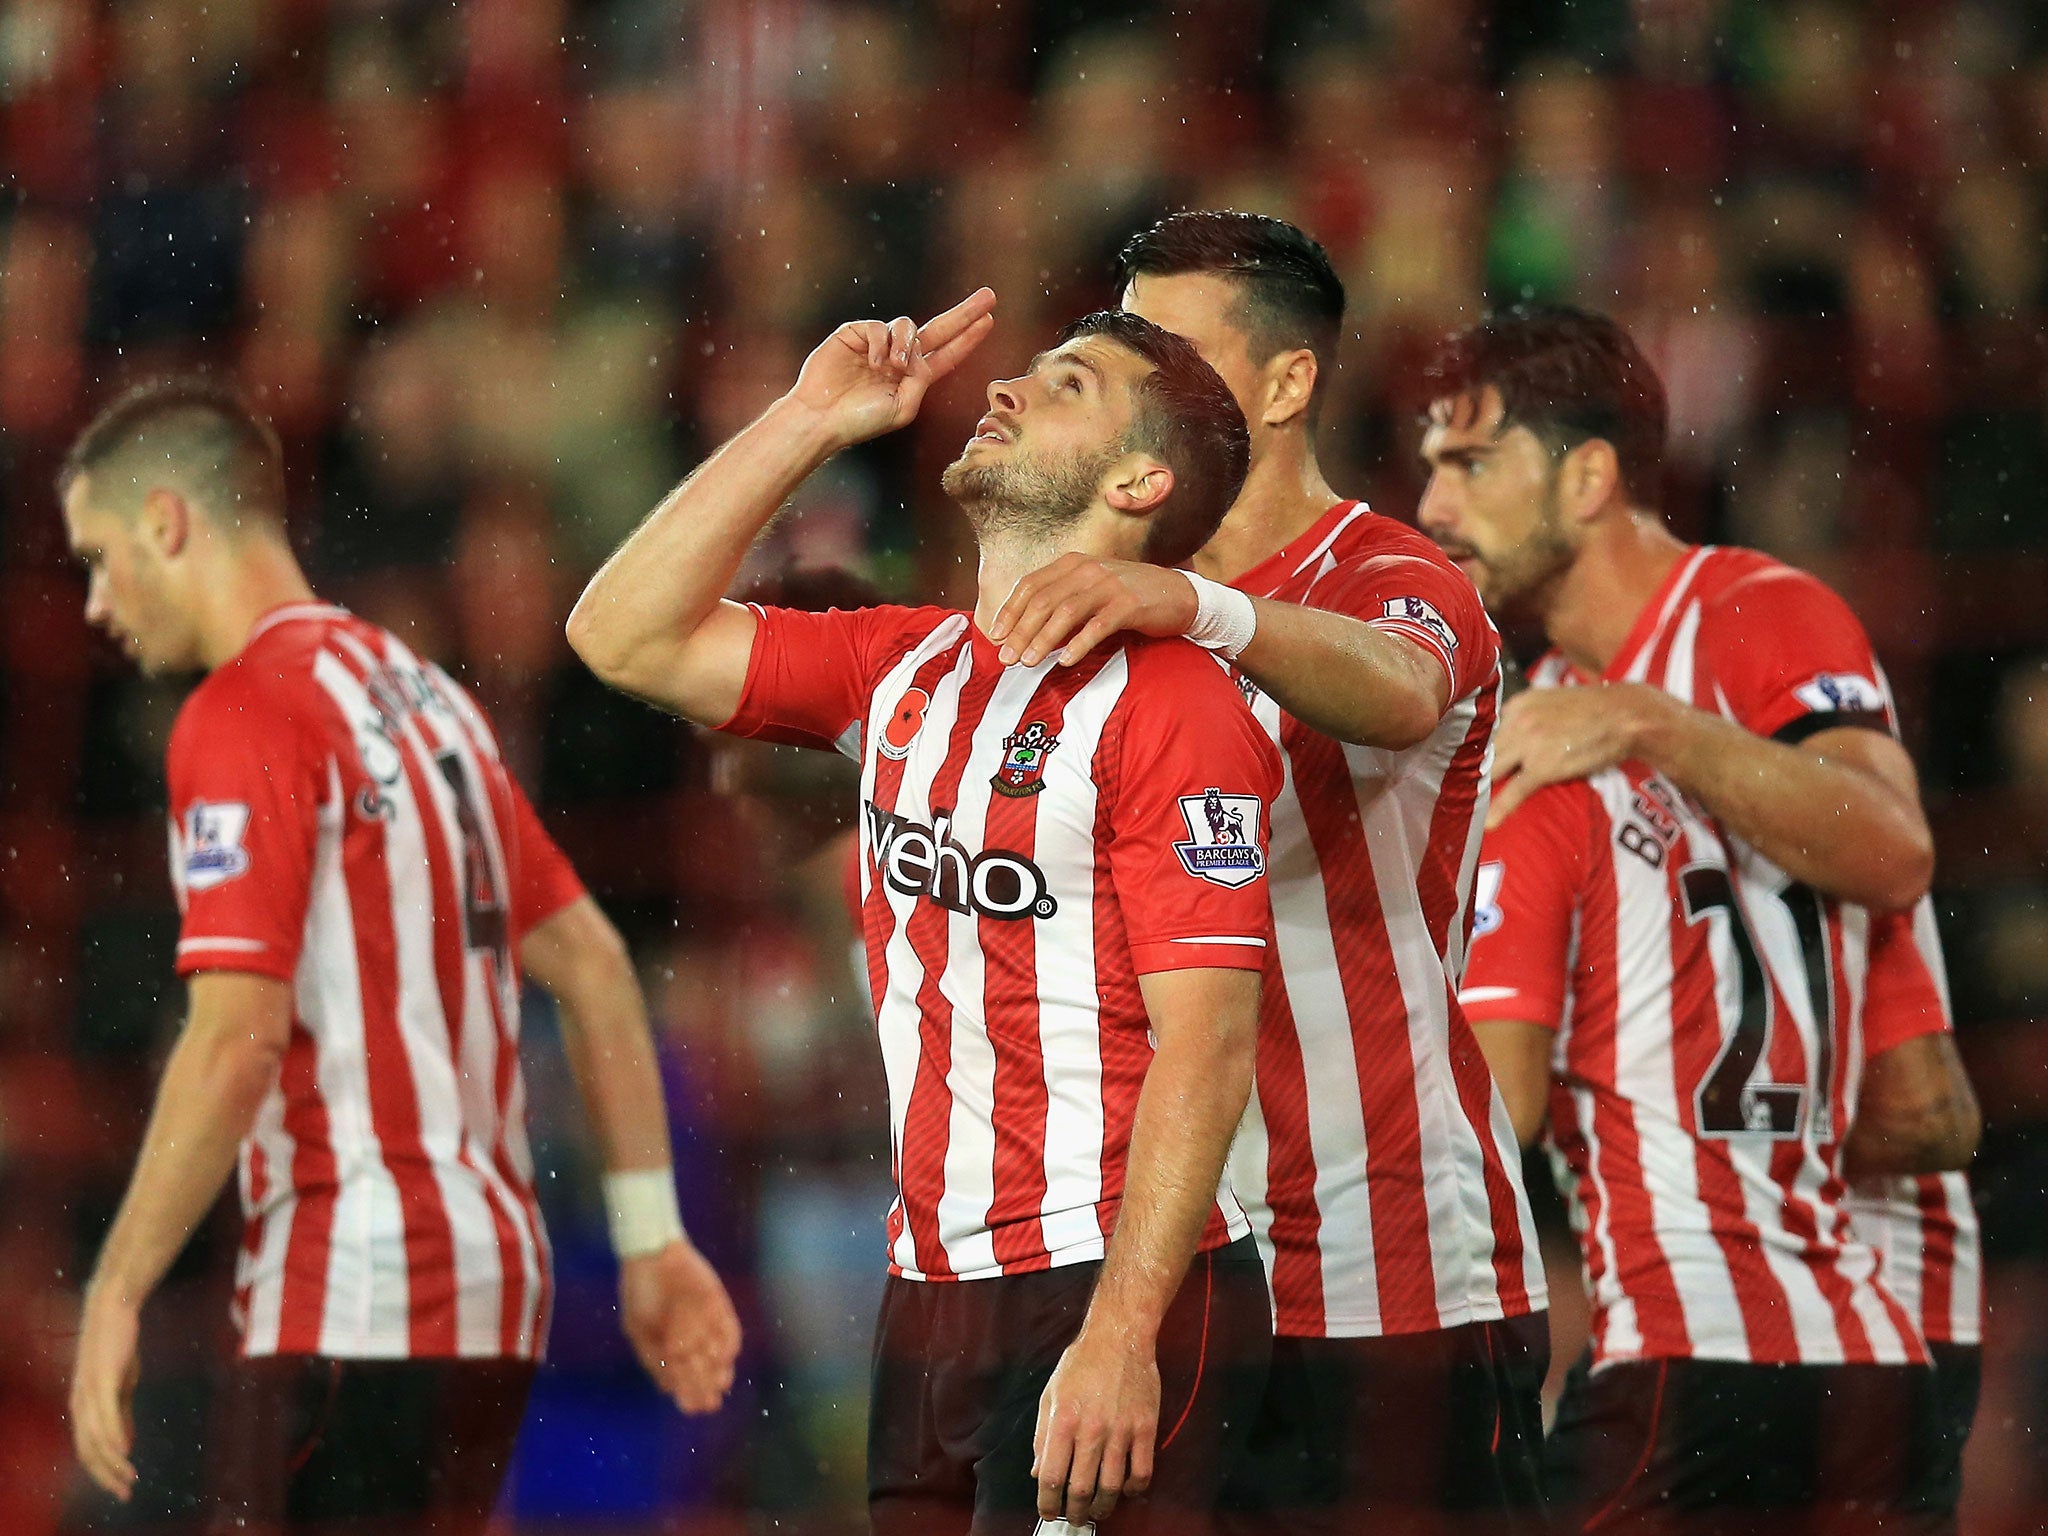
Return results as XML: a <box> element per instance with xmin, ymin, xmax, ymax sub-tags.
<box><xmin>1103</xmin><ymin>454</ymin><xmax>1174</xmax><ymax>516</ymax></box>
<box><xmin>140</xmin><ymin>487</ymin><xmax>193</xmax><ymax>558</ymax></box>
<box><xmin>1260</xmin><ymin>348</ymin><xmax>1317</xmax><ymax>428</ymax></box>
<box><xmin>1560</xmin><ymin>439</ymin><xmax>1622</xmax><ymax>525</ymax></box>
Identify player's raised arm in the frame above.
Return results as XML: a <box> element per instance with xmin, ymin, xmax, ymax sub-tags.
<box><xmin>1484</xmin><ymin>683</ymin><xmax>1936</xmax><ymax>911</ymax></box>
<box><xmin>567</xmin><ymin>290</ymin><xmax>997</xmax><ymax>722</ymax></box>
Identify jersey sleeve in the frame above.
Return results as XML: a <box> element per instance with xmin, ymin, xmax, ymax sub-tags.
<box><xmin>1459</xmin><ymin>783</ymin><xmax>1595</xmax><ymax>1030</ymax></box>
<box><xmin>503</xmin><ymin>774</ymin><xmax>587</xmax><ymax>939</ymax></box>
<box><xmin>723</xmin><ymin>603</ymin><xmax>947</xmax><ymax>758</ymax></box>
<box><xmin>1107</xmin><ymin>647</ymin><xmax>1283</xmax><ymax>974</ymax></box>
<box><xmin>168</xmin><ymin>680</ymin><xmax>323</xmax><ymax>983</ymax></box>
<box><xmin>1697</xmin><ymin>566</ymin><xmax>1894</xmax><ymax>744</ymax></box>
<box><xmin>1307</xmin><ymin>549</ymin><xmax>1497</xmax><ymax>707</ymax></box>
<box><xmin>1861</xmin><ymin>904</ymin><xmax>1954</xmax><ymax>1057</ymax></box>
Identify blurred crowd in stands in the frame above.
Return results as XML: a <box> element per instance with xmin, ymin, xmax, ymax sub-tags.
<box><xmin>2</xmin><ymin>0</ymin><xmax>2047</xmax><ymax>1529</ymax></box>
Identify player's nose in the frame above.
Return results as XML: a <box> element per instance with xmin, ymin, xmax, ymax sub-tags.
<box><xmin>1415</xmin><ymin>475</ymin><xmax>1455</xmax><ymax>535</ymax></box>
<box><xmin>987</xmin><ymin>376</ymin><xmax>1024</xmax><ymax>415</ymax></box>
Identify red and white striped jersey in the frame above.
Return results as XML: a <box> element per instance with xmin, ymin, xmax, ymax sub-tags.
<box><xmin>1499</xmin><ymin>542</ymin><xmax>1975</xmax><ymax>1364</ymax></box>
<box><xmin>726</xmin><ymin>605</ymin><xmax>1280</xmax><ymax>1281</ymax></box>
<box><xmin>168</xmin><ymin>604</ymin><xmax>584</xmax><ymax>1360</ymax></box>
<box><xmin>1225</xmin><ymin>501</ymin><xmax>1545</xmax><ymax>1338</ymax></box>
<box><xmin>1463</xmin><ymin>764</ymin><xmax>1924</xmax><ymax>1368</ymax></box>
<box><xmin>1846</xmin><ymin>904</ymin><xmax>1984</xmax><ymax>1347</ymax></box>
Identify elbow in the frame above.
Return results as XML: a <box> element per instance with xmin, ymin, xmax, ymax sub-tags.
<box><xmin>565</xmin><ymin>593</ymin><xmax>625</xmax><ymax>684</ymax></box>
<box><xmin>1867</xmin><ymin>834</ymin><xmax>1935</xmax><ymax>914</ymax></box>
<box><xmin>1844</xmin><ymin>1099</ymin><xmax>1981</xmax><ymax>1179</ymax></box>
<box><xmin>1384</xmin><ymin>693</ymin><xmax>1445</xmax><ymax>752</ymax></box>
<box><xmin>206</xmin><ymin>1029</ymin><xmax>288</xmax><ymax>1109</ymax></box>
<box><xmin>1355</xmin><ymin>676</ymin><xmax>1445</xmax><ymax>752</ymax></box>
<box><xmin>1933</xmin><ymin>1087</ymin><xmax>1984</xmax><ymax>1171</ymax></box>
<box><xmin>545</xmin><ymin>919</ymin><xmax>639</xmax><ymax>1032</ymax></box>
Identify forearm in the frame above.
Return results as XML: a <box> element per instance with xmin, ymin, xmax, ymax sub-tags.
<box><xmin>88</xmin><ymin>1025</ymin><xmax>279</xmax><ymax>1307</ymax></box>
<box><xmin>1842</xmin><ymin>1114</ymin><xmax>1977</xmax><ymax>1178</ymax></box>
<box><xmin>1632</xmin><ymin>694</ymin><xmax>1933</xmax><ymax>909</ymax></box>
<box><xmin>566</xmin><ymin>396</ymin><xmax>838</xmax><ymax>707</ymax></box>
<box><xmin>1469</xmin><ymin>1019</ymin><xmax>1553</xmax><ymax>1148</ymax></box>
<box><xmin>554</xmin><ymin>969</ymin><xmax>673</xmax><ymax>1174</ymax></box>
<box><xmin>524</xmin><ymin>899</ymin><xmax>673</xmax><ymax>1174</ymax></box>
<box><xmin>1237</xmin><ymin>599</ymin><xmax>1447</xmax><ymax>749</ymax></box>
<box><xmin>1081</xmin><ymin>1015</ymin><xmax>1254</xmax><ymax>1346</ymax></box>
<box><xmin>1842</xmin><ymin>1034</ymin><xmax>1982</xmax><ymax>1178</ymax></box>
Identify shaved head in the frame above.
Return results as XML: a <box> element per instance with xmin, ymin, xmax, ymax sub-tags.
<box><xmin>60</xmin><ymin>377</ymin><xmax>288</xmax><ymax>539</ymax></box>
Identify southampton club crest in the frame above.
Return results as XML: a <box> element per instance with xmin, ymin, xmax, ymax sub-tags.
<box><xmin>992</xmin><ymin>721</ymin><xmax>1060</xmax><ymax>798</ymax></box>
<box><xmin>1174</xmin><ymin>788</ymin><xmax>1266</xmax><ymax>888</ymax></box>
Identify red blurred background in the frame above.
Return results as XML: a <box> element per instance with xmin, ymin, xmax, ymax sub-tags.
<box><xmin>3</xmin><ymin>1</ymin><xmax>2046</xmax><ymax>1531</ymax></box>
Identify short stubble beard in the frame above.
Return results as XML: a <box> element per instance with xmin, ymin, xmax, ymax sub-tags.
<box><xmin>941</xmin><ymin>440</ymin><xmax>1118</xmax><ymax>548</ymax></box>
<box><xmin>1485</xmin><ymin>471</ymin><xmax>1577</xmax><ymax>619</ymax></box>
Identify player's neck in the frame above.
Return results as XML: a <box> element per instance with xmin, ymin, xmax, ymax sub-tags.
<box><xmin>195</xmin><ymin>541</ymin><xmax>319</xmax><ymax>671</ymax></box>
<box><xmin>972</xmin><ymin>527</ymin><xmax>1080</xmax><ymax>638</ymax></box>
<box><xmin>1191</xmin><ymin>437</ymin><xmax>1341</xmax><ymax>585</ymax></box>
<box><xmin>1543</xmin><ymin>512</ymin><xmax>1690</xmax><ymax>676</ymax></box>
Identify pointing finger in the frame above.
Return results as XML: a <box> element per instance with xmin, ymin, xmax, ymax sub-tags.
<box><xmin>917</xmin><ymin>288</ymin><xmax>998</xmax><ymax>354</ymax></box>
<box><xmin>923</xmin><ymin>313</ymin><xmax>996</xmax><ymax>379</ymax></box>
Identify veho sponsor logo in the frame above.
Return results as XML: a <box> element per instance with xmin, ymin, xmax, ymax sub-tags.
<box><xmin>864</xmin><ymin>801</ymin><xmax>1058</xmax><ymax>921</ymax></box>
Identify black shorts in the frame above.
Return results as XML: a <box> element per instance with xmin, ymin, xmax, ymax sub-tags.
<box><xmin>1218</xmin><ymin>1311</ymin><xmax>1551</xmax><ymax>1536</ymax></box>
<box><xmin>206</xmin><ymin>1354</ymin><xmax>535</xmax><ymax>1536</ymax></box>
<box><xmin>1897</xmin><ymin>1341</ymin><xmax>1981</xmax><ymax>1530</ymax></box>
<box><xmin>1545</xmin><ymin>1353</ymin><xmax>1959</xmax><ymax>1536</ymax></box>
<box><xmin>868</xmin><ymin>1235</ymin><xmax>1272</xmax><ymax>1535</ymax></box>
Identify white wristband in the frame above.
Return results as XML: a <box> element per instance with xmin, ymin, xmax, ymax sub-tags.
<box><xmin>1181</xmin><ymin>571</ymin><xmax>1257</xmax><ymax>660</ymax></box>
<box><xmin>604</xmin><ymin>1167</ymin><xmax>686</xmax><ymax>1259</ymax></box>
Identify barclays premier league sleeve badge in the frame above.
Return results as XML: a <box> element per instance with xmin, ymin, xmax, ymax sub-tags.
<box><xmin>181</xmin><ymin>800</ymin><xmax>253</xmax><ymax>891</ymax></box>
<box><xmin>991</xmin><ymin>721</ymin><xmax>1059</xmax><ymax>798</ymax></box>
<box><xmin>1173</xmin><ymin>788</ymin><xmax>1267</xmax><ymax>887</ymax></box>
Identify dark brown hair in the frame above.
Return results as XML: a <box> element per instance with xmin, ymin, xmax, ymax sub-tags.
<box><xmin>1424</xmin><ymin>305</ymin><xmax>1668</xmax><ymax>504</ymax></box>
<box><xmin>1057</xmin><ymin>309</ymin><xmax>1251</xmax><ymax>567</ymax></box>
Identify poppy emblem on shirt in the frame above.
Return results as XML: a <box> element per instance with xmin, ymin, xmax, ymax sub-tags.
<box><xmin>182</xmin><ymin>801</ymin><xmax>252</xmax><ymax>891</ymax></box>
<box><xmin>878</xmin><ymin>687</ymin><xmax>931</xmax><ymax>760</ymax></box>
<box><xmin>991</xmin><ymin>721</ymin><xmax>1059</xmax><ymax>798</ymax></box>
<box><xmin>1173</xmin><ymin>789</ymin><xmax>1266</xmax><ymax>888</ymax></box>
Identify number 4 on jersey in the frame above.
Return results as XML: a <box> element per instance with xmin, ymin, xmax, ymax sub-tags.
<box><xmin>436</xmin><ymin>749</ymin><xmax>510</xmax><ymax>968</ymax></box>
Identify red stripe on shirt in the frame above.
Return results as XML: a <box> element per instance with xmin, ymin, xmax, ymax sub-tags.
<box><xmin>1579</xmin><ymin>836</ymin><xmax>1692</xmax><ymax>1358</ymax></box>
<box><xmin>1254</xmin><ymin>977</ymin><xmax>1328</xmax><ymax>1334</ymax></box>
<box><xmin>1283</xmin><ymin>722</ymin><xmax>1437</xmax><ymax>1333</ymax></box>
<box><xmin>896</xmin><ymin>658</ymin><xmax>1000</xmax><ymax>1278</ymax></box>
<box><xmin>403</xmin><ymin>692</ymin><xmax>537</xmax><ymax>1354</ymax></box>
<box><xmin>274</xmin><ymin>1019</ymin><xmax>339</xmax><ymax>1354</ymax></box>
<box><xmin>868</xmin><ymin>642</ymin><xmax>973</xmax><ymax>1271</ymax></box>
<box><xmin>980</xmin><ymin>662</ymin><xmax>1099</xmax><ymax>1272</ymax></box>
<box><xmin>1427</xmin><ymin>680</ymin><xmax>1532</xmax><ymax>1314</ymax></box>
